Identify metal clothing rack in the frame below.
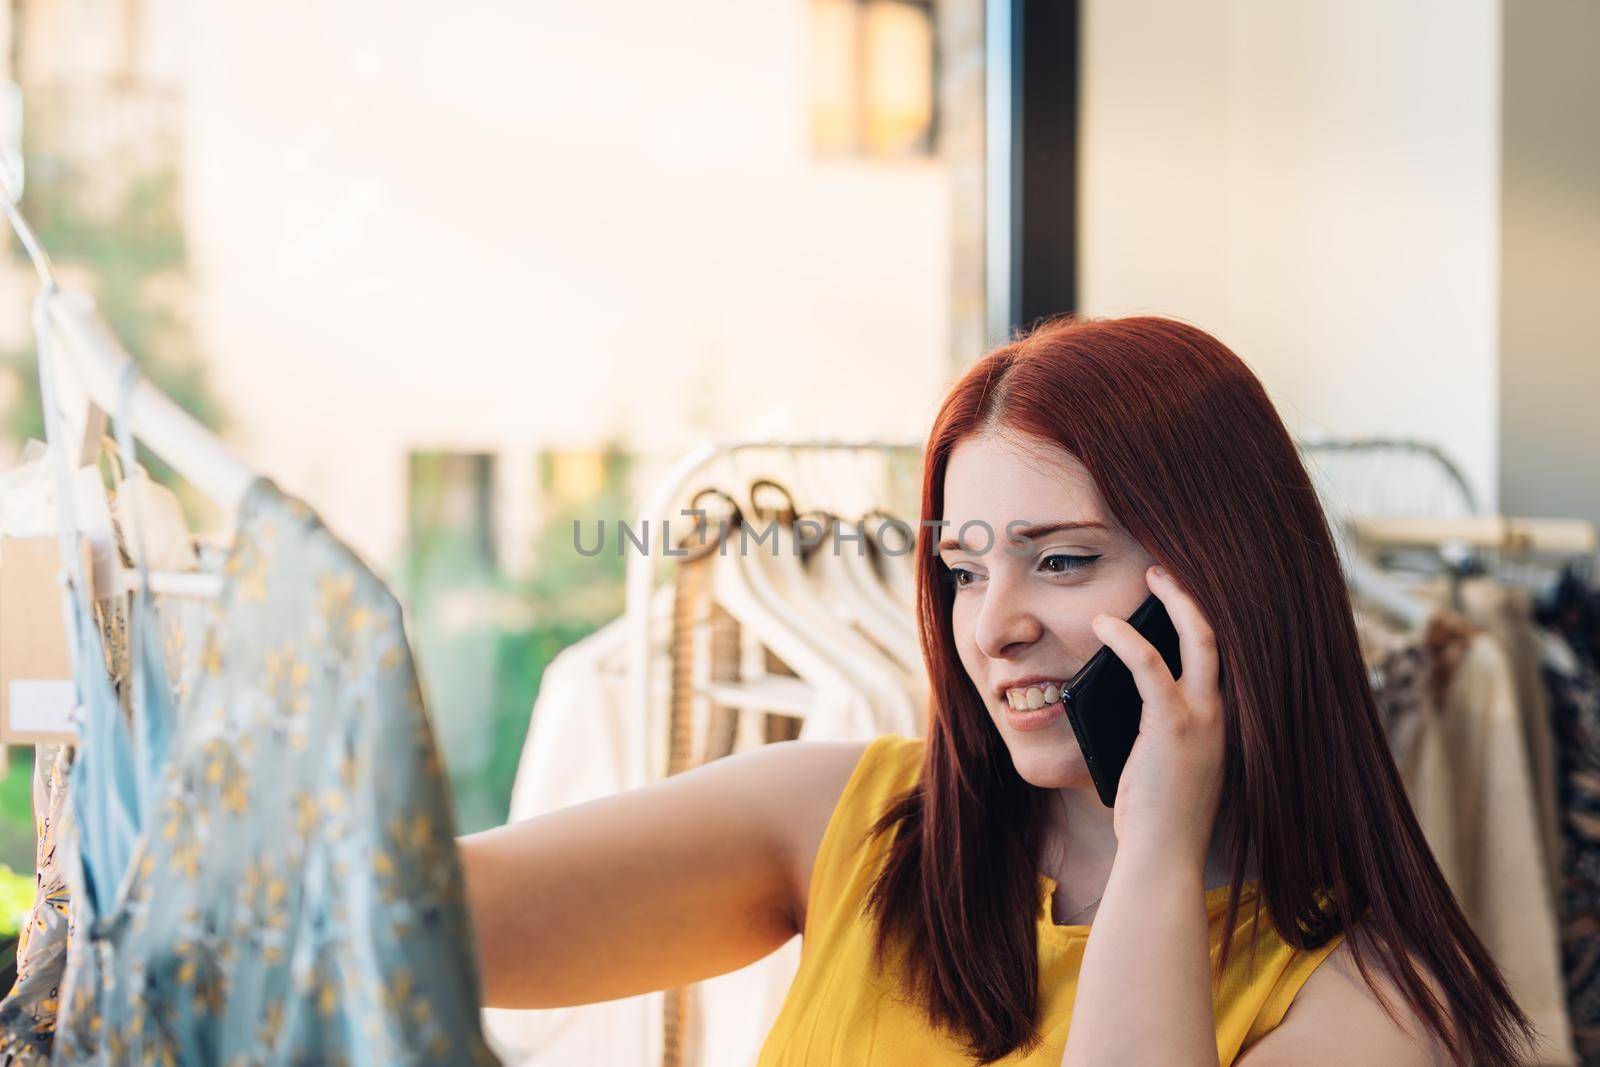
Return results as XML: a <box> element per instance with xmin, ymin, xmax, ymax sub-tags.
<box><xmin>1298</xmin><ymin>436</ymin><xmax>1480</xmax><ymax>518</ymax></box>
<box><xmin>1301</xmin><ymin>435</ymin><xmax>1598</xmax><ymax>616</ymax></box>
<box><xmin>623</xmin><ymin>438</ymin><xmax>923</xmax><ymax>789</ymax></box>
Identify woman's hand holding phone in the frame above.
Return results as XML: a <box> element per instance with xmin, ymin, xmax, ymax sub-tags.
<box><xmin>1089</xmin><ymin>565</ymin><xmax>1226</xmax><ymax>873</ymax></box>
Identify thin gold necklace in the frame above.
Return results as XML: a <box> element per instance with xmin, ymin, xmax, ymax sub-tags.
<box><xmin>1058</xmin><ymin>889</ymin><xmax>1104</xmax><ymax>924</ymax></box>
<box><xmin>1050</xmin><ymin>791</ymin><xmax>1105</xmax><ymax>923</ymax></box>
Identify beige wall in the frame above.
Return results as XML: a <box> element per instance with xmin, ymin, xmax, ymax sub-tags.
<box><xmin>1499</xmin><ymin>0</ymin><xmax>1600</xmax><ymax>528</ymax></box>
<box><xmin>1078</xmin><ymin>0</ymin><xmax>1504</xmax><ymax>512</ymax></box>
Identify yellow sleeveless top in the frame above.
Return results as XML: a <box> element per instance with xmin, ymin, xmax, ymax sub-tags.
<box><xmin>757</xmin><ymin>735</ymin><xmax>1346</xmax><ymax>1066</ymax></box>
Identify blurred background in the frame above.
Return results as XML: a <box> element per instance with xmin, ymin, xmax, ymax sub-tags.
<box><xmin>0</xmin><ymin>3</ymin><xmax>1597</xmax><ymax>1055</ymax></box>
<box><xmin>0</xmin><ymin>0</ymin><xmax>983</xmax><ymax>857</ymax></box>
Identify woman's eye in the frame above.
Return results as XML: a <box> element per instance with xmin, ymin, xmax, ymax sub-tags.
<box><xmin>1040</xmin><ymin>554</ymin><xmax>1100</xmax><ymax>574</ymax></box>
<box><xmin>946</xmin><ymin>566</ymin><xmax>977</xmax><ymax>589</ymax></box>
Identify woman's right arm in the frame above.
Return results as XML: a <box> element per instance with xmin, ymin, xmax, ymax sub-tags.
<box><xmin>457</xmin><ymin>738</ymin><xmax>867</xmax><ymax>1009</ymax></box>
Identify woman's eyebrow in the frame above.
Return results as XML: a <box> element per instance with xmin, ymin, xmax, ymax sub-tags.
<box><xmin>937</xmin><ymin>519</ymin><xmax>1106</xmax><ymax>552</ymax></box>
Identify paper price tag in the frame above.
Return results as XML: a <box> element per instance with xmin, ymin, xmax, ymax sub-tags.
<box><xmin>7</xmin><ymin>680</ymin><xmax>76</xmax><ymax>734</ymax></box>
<box><xmin>0</xmin><ymin>535</ymin><xmax>88</xmax><ymax>744</ymax></box>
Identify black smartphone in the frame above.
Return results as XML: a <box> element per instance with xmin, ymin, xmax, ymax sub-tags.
<box><xmin>1060</xmin><ymin>593</ymin><xmax>1184</xmax><ymax>807</ymax></box>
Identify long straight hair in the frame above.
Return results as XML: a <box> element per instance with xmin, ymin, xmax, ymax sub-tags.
<box><xmin>864</xmin><ymin>315</ymin><xmax>1535</xmax><ymax>1064</ymax></box>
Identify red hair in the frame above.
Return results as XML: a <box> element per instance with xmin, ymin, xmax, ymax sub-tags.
<box><xmin>864</xmin><ymin>315</ymin><xmax>1534</xmax><ymax>1063</ymax></box>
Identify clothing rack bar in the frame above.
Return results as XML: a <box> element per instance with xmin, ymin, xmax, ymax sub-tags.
<box><xmin>1352</xmin><ymin>515</ymin><xmax>1598</xmax><ymax>558</ymax></box>
<box><xmin>1299</xmin><ymin>436</ymin><xmax>1480</xmax><ymax>516</ymax></box>
<box><xmin>41</xmin><ymin>292</ymin><xmax>257</xmax><ymax>511</ymax></box>
<box><xmin>115</xmin><ymin>569</ymin><xmax>224</xmax><ymax>598</ymax></box>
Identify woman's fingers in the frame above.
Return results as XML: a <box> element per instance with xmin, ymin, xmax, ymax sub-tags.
<box><xmin>1142</xmin><ymin>566</ymin><xmax>1221</xmax><ymax>714</ymax></box>
<box><xmin>1095</xmin><ymin>567</ymin><xmax>1227</xmax><ymax>850</ymax></box>
<box><xmin>1091</xmin><ymin>565</ymin><xmax>1223</xmax><ymax>734</ymax></box>
<box><xmin>1089</xmin><ymin>611</ymin><xmax>1184</xmax><ymax>724</ymax></box>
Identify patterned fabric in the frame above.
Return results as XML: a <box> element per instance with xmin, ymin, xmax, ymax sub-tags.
<box><xmin>0</xmin><ymin>746</ymin><xmax>74</xmax><ymax>1065</ymax></box>
<box><xmin>1536</xmin><ymin>571</ymin><xmax>1600</xmax><ymax>1064</ymax></box>
<box><xmin>1360</xmin><ymin>619</ymin><xmax>1432</xmax><ymax>769</ymax></box>
<box><xmin>48</xmin><ymin>477</ymin><xmax>499</xmax><ymax>1066</ymax></box>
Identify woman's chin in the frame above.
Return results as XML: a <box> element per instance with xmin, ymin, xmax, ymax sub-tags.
<box><xmin>1001</xmin><ymin>731</ymin><xmax>1094</xmax><ymax>790</ymax></box>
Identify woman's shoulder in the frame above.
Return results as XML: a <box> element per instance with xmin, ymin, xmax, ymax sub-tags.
<box><xmin>768</xmin><ymin>733</ymin><xmax>925</xmax><ymax>844</ymax></box>
<box><xmin>815</xmin><ymin>734</ymin><xmax>926</xmax><ymax>828</ymax></box>
<box><xmin>1237</xmin><ymin>932</ymin><xmax>1455</xmax><ymax>1066</ymax></box>
<box><xmin>751</xmin><ymin>735</ymin><xmax>923</xmax><ymax>932</ymax></box>
<box><xmin>760</xmin><ymin>733</ymin><xmax>924</xmax><ymax>814</ymax></box>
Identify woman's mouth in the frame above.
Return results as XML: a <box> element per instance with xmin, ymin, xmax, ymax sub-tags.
<box><xmin>999</xmin><ymin>679</ymin><xmax>1070</xmax><ymax>732</ymax></box>
<box><xmin>1004</xmin><ymin>681</ymin><xmax>1067</xmax><ymax>710</ymax></box>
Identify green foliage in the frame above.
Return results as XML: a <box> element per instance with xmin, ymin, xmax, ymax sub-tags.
<box><xmin>0</xmin><ymin>746</ymin><xmax>35</xmax><ymax>887</ymax></box>
<box><xmin>0</xmin><ymin>863</ymin><xmax>33</xmax><ymax>937</ymax></box>
<box><xmin>401</xmin><ymin>445</ymin><xmax>632</xmax><ymax>833</ymax></box>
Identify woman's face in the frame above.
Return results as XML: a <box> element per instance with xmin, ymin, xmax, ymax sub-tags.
<box><xmin>938</xmin><ymin>431</ymin><xmax>1157</xmax><ymax>789</ymax></box>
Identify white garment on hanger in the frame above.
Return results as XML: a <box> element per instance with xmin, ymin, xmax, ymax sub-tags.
<box><xmin>481</xmin><ymin>620</ymin><xmax>660</xmax><ymax>1067</ymax></box>
<box><xmin>741</xmin><ymin>524</ymin><xmax>915</xmax><ymax>737</ymax></box>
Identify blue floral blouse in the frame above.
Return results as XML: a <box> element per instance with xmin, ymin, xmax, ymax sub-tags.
<box><xmin>46</xmin><ymin>477</ymin><xmax>501</xmax><ymax>1066</ymax></box>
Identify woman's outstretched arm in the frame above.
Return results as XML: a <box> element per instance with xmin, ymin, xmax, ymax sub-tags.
<box><xmin>457</xmin><ymin>739</ymin><xmax>864</xmax><ymax>1009</ymax></box>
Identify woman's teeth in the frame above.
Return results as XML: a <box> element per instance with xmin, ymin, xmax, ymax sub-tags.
<box><xmin>1006</xmin><ymin>683</ymin><xmax>1064</xmax><ymax>710</ymax></box>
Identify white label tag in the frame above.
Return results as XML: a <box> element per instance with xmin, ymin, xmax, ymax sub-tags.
<box><xmin>8</xmin><ymin>679</ymin><xmax>78</xmax><ymax>735</ymax></box>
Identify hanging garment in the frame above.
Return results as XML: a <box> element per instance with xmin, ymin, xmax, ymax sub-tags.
<box><xmin>49</xmin><ymin>477</ymin><xmax>500</xmax><ymax>1066</ymax></box>
<box><xmin>661</xmin><ymin>533</ymin><xmax>714</xmax><ymax>1067</ymax></box>
<box><xmin>663</xmin><ymin>543</ymin><xmax>812</xmax><ymax>1067</ymax></box>
<box><xmin>1414</xmin><ymin>576</ymin><xmax>1565</xmax><ymax>895</ymax></box>
<box><xmin>0</xmin><ymin>436</ymin><xmax>138</xmax><ymax>1055</ymax></box>
<box><xmin>0</xmin><ymin>582</ymin><xmax>211</xmax><ymax>1065</ymax></box>
<box><xmin>482</xmin><ymin>623</ymin><xmax>661</xmax><ymax>1067</ymax></box>
<box><xmin>1353</xmin><ymin>608</ymin><xmax>1434</xmax><ymax>773</ymax></box>
<box><xmin>1354</xmin><ymin>592</ymin><xmax>1576</xmax><ymax>1064</ymax></box>
<box><xmin>1400</xmin><ymin>627</ymin><xmax>1575</xmax><ymax>1065</ymax></box>
<box><xmin>1538</xmin><ymin>626</ymin><xmax>1600</xmax><ymax>1062</ymax></box>
<box><xmin>757</xmin><ymin>735</ymin><xmax>1347</xmax><ymax>1066</ymax></box>
<box><xmin>1535</xmin><ymin>570</ymin><xmax>1600</xmax><ymax>1062</ymax></box>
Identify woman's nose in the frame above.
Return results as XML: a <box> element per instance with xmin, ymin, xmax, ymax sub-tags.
<box><xmin>973</xmin><ymin>579</ymin><xmax>1043</xmax><ymax>660</ymax></box>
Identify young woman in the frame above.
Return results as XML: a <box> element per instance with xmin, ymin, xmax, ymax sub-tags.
<box><xmin>459</xmin><ymin>316</ymin><xmax>1534</xmax><ymax>1065</ymax></box>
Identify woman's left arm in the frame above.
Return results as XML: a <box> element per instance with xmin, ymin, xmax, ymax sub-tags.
<box><xmin>1060</xmin><ymin>565</ymin><xmax>1226</xmax><ymax>1067</ymax></box>
<box><xmin>1061</xmin><ymin>567</ymin><xmax>1445</xmax><ymax>1067</ymax></box>
<box><xmin>1062</xmin><ymin>837</ymin><xmax>1220</xmax><ymax>1065</ymax></box>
